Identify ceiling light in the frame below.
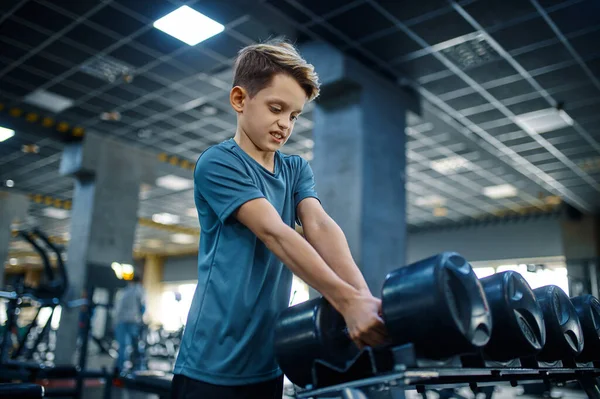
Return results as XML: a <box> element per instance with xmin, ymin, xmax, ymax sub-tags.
<box><xmin>514</xmin><ymin>108</ymin><xmax>574</xmax><ymax>134</ymax></box>
<box><xmin>9</xmin><ymin>258</ymin><xmax>18</xmax><ymax>266</ymax></box>
<box><xmin>22</xmin><ymin>144</ymin><xmax>40</xmax><ymax>154</ymax></box>
<box><xmin>0</xmin><ymin>126</ymin><xmax>15</xmax><ymax>142</ymax></box>
<box><xmin>153</xmin><ymin>6</ymin><xmax>224</xmax><ymax>46</ymax></box>
<box><xmin>171</xmin><ymin>233</ymin><xmax>196</xmax><ymax>245</ymax></box>
<box><xmin>483</xmin><ymin>184</ymin><xmax>518</xmax><ymax>199</ymax></box>
<box><xmin>152</xmin><ymin>212</ymin><xmax>180</xmax><ymax>225</ymax></box>
<box><xmin>430</xmin><ymin>155</ymin><xmax>470</xmax><ymax>175</ymax></box>
<box><xmin>433</xmin><ymin>207</ymin><xmax>448</xmax><ymax>217</ymax></box>
<box><xmin>5</xmin><ymin>180</ymin><xmax>14</xmax><ymax>188</ymax></box>
<box><xmin>415</xmin><ymin>195</ymin><xmax>446</xmax><ymax>208</ymax></box>
<box><xmin>42</xmin><ymin>207</ymin><xmax>70</xmax><ymax>219</ymax></box>
<box><xmin>111</xmin><ymin>262</ymin><xmax>123</xmax><ymax>279</ymax></box>
<box><xmin>24</xmin><ymin>89</ymin><xmax>74</xmax><ymax>113</ymax></box>
<box><xmin>199</xmin><ymin>104</ymin><xmax>218</xmax><ymax>116</ymax></box>
<box><xmin>156</xmin><ymin>174</ymin><xmax>194</xmax><ymax>191</ymax></box>
<box><xmin>80</xmin><ymin>55</ymin><xmax>134</xmax><ymax>83</ymax></box>
<box><xmin>145</xmin><ymin>239</ymin><xmax>163</xmax><ymax>248</ymax></box>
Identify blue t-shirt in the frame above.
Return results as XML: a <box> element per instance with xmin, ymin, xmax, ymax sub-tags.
<box><xmin>173</xmin><ymin>138</ymin><xmax>319</xmax><ymax>385</ymax></box>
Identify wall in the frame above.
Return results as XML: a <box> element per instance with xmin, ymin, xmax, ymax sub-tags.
<box><xmin>162</xmin><ymin>255</ymin><xmax>198</xmax><ymax>282</ymax></box>
<box><xmin>407</xmin><ymin>215</ymin><xmax>564</xmax><ymax>264</ymax></box>
<box><xmin>160</xmin><ymin>216</ymin><xmax>568</xmax><ymax>282</ymax></box>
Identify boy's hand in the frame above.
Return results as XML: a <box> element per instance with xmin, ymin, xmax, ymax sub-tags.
<box><xmin>340</xmin><ymin>293</ymin><xmax>389</xmax><ymax>350</ymax></box>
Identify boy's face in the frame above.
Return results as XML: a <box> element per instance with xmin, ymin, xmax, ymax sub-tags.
<box><xmin>238</xmin><ymin>73</ymin><xmax>306</xmax><ymax>152</ymax></box>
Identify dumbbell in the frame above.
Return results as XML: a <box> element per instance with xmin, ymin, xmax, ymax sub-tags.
<box><xmin>571</xmin><ymin>295</ymin><xmax>600</xmax><ymax>363</ymax></box>
<box><xmin>533</xmin><ymin>285</ymin><xmax>584</xmax><ymax>362</ymax></box>
<box><xmin>274</xmin><ymin>252</ymin><xmax>492</xmax><ymax>388</ymax></box>
<box><xmin>479</xmin><ymin>271</ymin><xmax>546</xmax><ymax>361</ymax></box>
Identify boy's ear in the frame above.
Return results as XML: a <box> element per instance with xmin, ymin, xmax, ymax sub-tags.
<box><xmin>230</xmin><ymin>86</ymin><xmax>247</xmax><ymax>113</ymax></box>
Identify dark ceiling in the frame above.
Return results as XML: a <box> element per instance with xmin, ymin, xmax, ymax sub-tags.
<box><xmin>0</xmin><ymin>0</ymin><xmax>599</xmax><ymax>259</ymax></box>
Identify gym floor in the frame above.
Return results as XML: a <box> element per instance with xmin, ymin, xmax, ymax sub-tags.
<box><xmin>79</xmin><ymin>385</ymin><xmax>589</xmax><ymax>399</ymax></box>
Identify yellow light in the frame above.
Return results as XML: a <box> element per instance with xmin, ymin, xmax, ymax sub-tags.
<box><xmin>72</xmin><ymin>127</ymin><xmax>85</xmax><ymax>137</ymax></box>
<box><xmin>57</xmin><ymin>122</ymin><xmax>70</xmax><ymax>132</ymax></box>
<box><xmin>433</xmin><ymin>207</ymin><xmax>448</xmax><ymax>217</ymax></box>
<box><xmin>42</xmin><ymin>117</ymin><xmax>54</xmax><ymax>128</ymax></box>
<box><xmin>9</xmin><ymin>108</ymin><xmax>23</xmax><ymax>117</ymax></box>
<box><xmin>26</xmin><ymin>113</ymin><xmax>39</xmax><ymax>123</ymax></box>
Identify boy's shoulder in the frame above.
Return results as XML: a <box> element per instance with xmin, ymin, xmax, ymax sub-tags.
<box><xmin>195</xmin><ymin>139</ymin><xmax>238</xmax><ymax>167</ymax></box>
<box><xmin>278</xmin><ymin>151</ymin><xmax>308</xmax><ymax>170</ymax></box>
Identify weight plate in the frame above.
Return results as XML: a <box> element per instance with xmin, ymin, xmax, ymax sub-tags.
<box><xmin>381</xmin><ymin>252</ymin><xmax>492</xmax><ymax>359</ymax></box>
<box><xmin>480</xmin><ymin>271</ymin><xmax>545</xmax><ymax>361</ymax></box>
<box><xmin>533</xmin><ymin>285</ymin><xmax>584</xmax><ymax>361</ymax></box>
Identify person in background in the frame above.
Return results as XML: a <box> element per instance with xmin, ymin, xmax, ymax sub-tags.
<box><xmin>113</xmin><ymin>274</ymin><xmax>146</xmax><ymax>374</ymax></box>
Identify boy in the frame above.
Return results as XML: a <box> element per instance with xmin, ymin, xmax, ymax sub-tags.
<box><xmin>171</xmin><ymin>38</ymin><xmax>387</xmax><ymax>399</ymax></box>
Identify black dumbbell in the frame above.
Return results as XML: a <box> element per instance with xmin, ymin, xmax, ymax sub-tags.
<box><xmin>274</xmin><ymin>252</ymin><xmax>493</xmax><ymax>388</ymax></box>
<box><xmin>381</xmin><ymin>252</ymin><xmax>492</xmax><ymax>358</ymax></box>
<box><xmin>479</xmin><ymin>271</ymin><xmax>546</xmax><ymax>361</ymax></box>
<box><xmin>533</xmin><ymin>285</ymin><xmax>584</xmax><ymax>362</ymax></box>
<box><xmin>571</xmin><ymin>295</ymin><xmax>600</xmax><ymax>363</ymax></box>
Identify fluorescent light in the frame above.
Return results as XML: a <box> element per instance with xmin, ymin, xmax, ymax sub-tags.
<box><xmin>0</xmin><ymin>126</ymin><xmax>15</xmax><ymax>142</ymax></box>
<box><xmin>153</xmin><ymin>6</ymin><xmax>224</xmax><ymax>46</ymax></box>
<box><xmin>152</xmin><ymin>212</ymin><xmax>180</xmax><ymax>225</ymax></box>
<box><xmin>171</xmin><ymin>233</ymin><xmax>196</xmax><ymax>245</ymax></box>
<box><xmin>5</xmin><ymin>180</ymin><xmax>14</xmax><ymax>188</ymax></box>
<box><xmin>430</xmin><ymin>155</ymin><xmax>470</xmax><ymax>175</ymax></box>
<box><xmin>415</xmin><ymin>195</ymin><xmax>446</xmax><ymax>208</ymax></box>
<box><xmin>514</xmin><ymin>108</ymin><xmax>574</xmax><ymax>134</ymax></box>
<box><xmin>483</xmin><ymin>184</ymin><xmax>518</xmax><ymax>199</ymax></box>
<box><xmin>24</xmin><ymin>89</ymin><xmax>74</xmax><ymax>113</ymax></box>
<box><xmin>156</xmin><ymin>174</ymin><xmax>194</xmax><ymax>191</ymax></box>
<box><xmin>42</xmin><ymin>207</ymin><xmax>70</xmax><ymax>219</ymax></box>
<box><xmin>9</xmin><ymin>258</ymin><xmax>18</xmax><ymax>266</ymax></box>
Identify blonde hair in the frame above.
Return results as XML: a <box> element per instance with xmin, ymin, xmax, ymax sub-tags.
<box><xmin>232</xmin><ymin>38</ymin><xmax>320</xmax><ymax>102</ymax></box>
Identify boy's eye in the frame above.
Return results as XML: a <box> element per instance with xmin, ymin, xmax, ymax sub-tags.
<box><xmin>291</xmin><ymin>115</ymin><xmax>298</xmax><ymax>121</ymax></box>
<box><xmin>270</xmin><ymin>106</ymin><xmax>281</xmax><ymax>113</ymax></box>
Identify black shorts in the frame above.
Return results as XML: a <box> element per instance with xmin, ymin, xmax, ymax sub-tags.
<box><xmin>170</xmin><ymin>373</ymin><xmax>284</xmax><ymax>399</ymax></box>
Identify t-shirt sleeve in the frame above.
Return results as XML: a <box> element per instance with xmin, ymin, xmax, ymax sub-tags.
<box><xmin>294</xmin><ymin>158</ymin><xmax>320</xmax><ymax>224</ymax></box>
<box><xmin>195</xmin><ymin>148</ymin><xmax>265</xmax><ymax>224</ymax></box>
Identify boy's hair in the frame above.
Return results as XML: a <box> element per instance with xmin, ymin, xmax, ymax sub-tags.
<box><xmin>232</xmin><ymin>38</ymin><xmax>320</xmax><ymax>102</ymax></box>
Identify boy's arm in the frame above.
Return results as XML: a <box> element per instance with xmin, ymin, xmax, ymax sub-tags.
<box><xmin>234</xmin><ymin>198</ymin><xmax>387</xmax><ymax>349</ymax></box>
<box><xmin>296</xmin><ymin>198</ymin><xmax>371</xmax><ymax>295</ymax></box>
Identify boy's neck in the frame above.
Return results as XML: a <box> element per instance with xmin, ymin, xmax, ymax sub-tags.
<box><xmin>234</xmin><ymin>130</ymin><xmax>276</xmax><ymax>172</ymax></box>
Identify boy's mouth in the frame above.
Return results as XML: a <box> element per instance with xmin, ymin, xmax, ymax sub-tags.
<box><xmin>270</xmin><ymin>131</ymin><xmax>284</xmax><ymax>143</ymax></box>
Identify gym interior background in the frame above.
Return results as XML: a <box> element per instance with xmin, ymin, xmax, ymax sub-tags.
<box><xmin>0</xmin><ymin>0</ymin><xmax>599</xmax><ymax>398</ymax></box>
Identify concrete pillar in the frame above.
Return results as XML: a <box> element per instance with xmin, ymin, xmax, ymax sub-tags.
<box><xmin>0</xmin><ymin>190</ymin><xmax>29</xmax><ymax>288</ymax></box>
<box><xmin>142</xmin><ymin>254</ymin><xmax>164</xmax><ymax>326</ymax></box>
<box><xmin>300</xmin><ymin>42</ymin><xmax>420</xmax><ymax>296</ymax></box>
<box><xmin>53</xmin><ymin>133</ymin><xmax>155</xmax><ymax>365</ymax></box>
<box><xmin>561</xmin><ymin>206</ymin><xmax>599</xmax><ymax>297</ymax></box>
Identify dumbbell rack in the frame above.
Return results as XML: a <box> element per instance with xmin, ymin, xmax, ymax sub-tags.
<box><xmin>295</xmin><ymin>343</ymin><xmax>600</xmax><ymax>399</ymax></box>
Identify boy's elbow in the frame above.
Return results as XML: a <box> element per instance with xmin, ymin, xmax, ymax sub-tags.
<box><xmin>256</xmin><ymin>220</ymin><xmax>289</xmax><ymax>247</ymax></box>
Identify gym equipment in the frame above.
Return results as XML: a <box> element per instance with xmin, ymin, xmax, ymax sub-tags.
<box><xmin>533</xmin><ymin>285</ymin><xmax>584</xmax><ymax>362</ymax></box>
<box><xmin>479</xmin><ymin>271</ymin><xmax>545</xmax><ymax>361</ymax></box>
<box><xmin>274</xmin><ymin>297</ymin><xmax>359</xmax><ymax>388</ymax></box>
<box><xmin>382</xmin><ymin>252</ymin><xmax>491</xmax><ymax>358</ymax></box>
<box><xmin>571</xmin><ymin>295</ymin><xmax>600</xmax><ymax>363</ymax></box>
<box><xmin>0</xmin><ymin>383</ymin><xmax>44</xmax><ymax>398</ymax></box>
<box><xmin>0</xmin><ymin>229</ymin><xmax>123</xmax><ymax>399</ymax></box>
<box><xmin>274</xmin><ymin>252</ymin><xmax>492</xmax><ymax>388</ymax></box>
<box><xmin>0</xmin><ymin>229</ymin><xmax>68</xmax><ymax>364</ymax></box>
